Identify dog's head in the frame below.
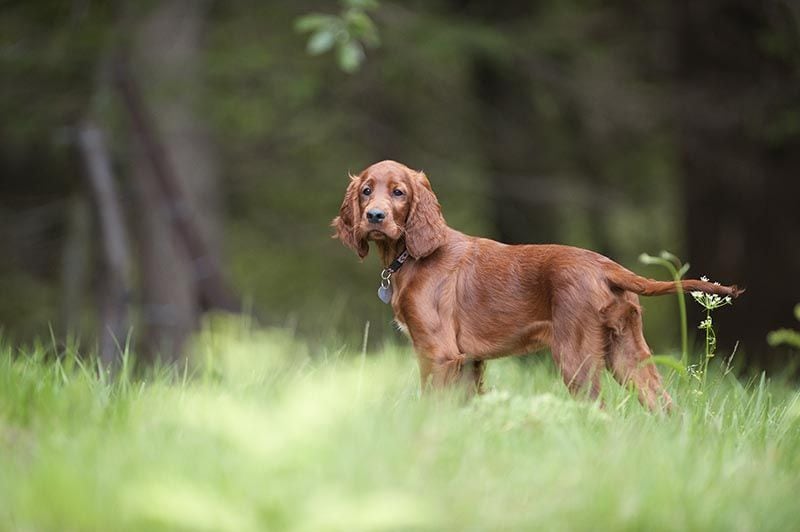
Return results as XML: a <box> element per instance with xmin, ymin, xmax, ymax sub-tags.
<box><xmin>332</xmin><ymin>160</ymin><xmax>446</xmax><ymax>259</ymax></box>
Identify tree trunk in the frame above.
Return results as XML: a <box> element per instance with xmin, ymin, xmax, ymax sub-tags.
<box><xmin>78</xmin><ymin>122</ymin><xmax>132</xmax><ymax>369</ymax></box>
<box><xmin>127</xmin><ymin>0</ymin><xmax>223</xmax><ymax>364</ymax></box>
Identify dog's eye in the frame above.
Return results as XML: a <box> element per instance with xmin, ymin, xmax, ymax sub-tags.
<box><xmin>392</xmin><ymin>189</ymin><xmax>405</xmax><ymax>197</ymax></box>
<box><xmin>362</xmin><ymin>187</ymin><xmax>372</xmax><ymax>196</ymax></box>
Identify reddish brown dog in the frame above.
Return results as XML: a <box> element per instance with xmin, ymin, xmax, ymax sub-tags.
<box><xmin>333</xmin><ymin>160</ymin><xmax>742</xmax><ymax>410</ymax></box>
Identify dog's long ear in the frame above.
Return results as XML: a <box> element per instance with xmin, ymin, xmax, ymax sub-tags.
<box><xmin>405</xmin><ymin>171</ymin><xmax>447</xmax><ymax>259</ymax></box>
<box><xmin>332</xmin><ymin>173</ymin><xmax>369</xmax><ymax>259</ymax></box>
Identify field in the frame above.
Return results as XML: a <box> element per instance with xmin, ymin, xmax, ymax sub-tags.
<box><xmin>1</xmin><ymin>319</ymin><xmax>799</xmax><ymax>531</ymax></box>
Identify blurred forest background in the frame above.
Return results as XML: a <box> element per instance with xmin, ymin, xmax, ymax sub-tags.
<box><xmin>1</xmin><ymin>0</ymin><xmax>798</xmax><ymax>372</ymax></box>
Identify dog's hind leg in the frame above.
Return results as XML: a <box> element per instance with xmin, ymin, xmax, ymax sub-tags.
<box><xmin>462</xmin><ymin>359</ymin><xmax>486</xmax><ymax>394</ymax></box>
<box><xmin>550</xmin><ymin>303</ymin><xmax>607</xmax><ymax>402</ymax></box>
<box><xmin>604</xmin><ymin>293</ymin><xmax>672</xmax><ymax>412</ymax></box>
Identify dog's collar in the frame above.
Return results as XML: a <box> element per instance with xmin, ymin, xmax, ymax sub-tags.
<box><xmin>377</xmin><ymin>249</ymin><xmax>409</xmax><ymax>304</ymax></box>
<box><xmin>385</xmin><ymin>249</ymin><xmax>410</xmax><ymax>275</ymax></box>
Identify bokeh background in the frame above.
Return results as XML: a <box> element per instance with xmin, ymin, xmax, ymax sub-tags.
<box><xmin>1</xmin><ymin>0</ymin><xmax>798</xmax><ymax>371</ymax></box>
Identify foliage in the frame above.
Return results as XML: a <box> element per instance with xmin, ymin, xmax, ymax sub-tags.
<box><xmin>1</xmin><ymin>1</ymin><xmax>797</xmax><ymax>362</ymax></box>
<box><xmin>638</xmin><ymin>252</ymin><xmax>739</xmax><ymax>390</ymax></box>
<box><xmin>690</xmin><ymin>280</ymin><xmax>734</xmax><ymax>391</ymax></box>
<box><xmin>767</xmin><ymin>304</ymin><xmax>800</xmax><ymax>350</ymax></box>
<box><xmin>1</xmin><ymin>323</ymin><xmax>799</xmax><ymax>530</ymax></box>
<box><xmin>295</xmin><ymin>0</ymin><xmax>380</xmax><ymax>73</ymax></box>
<box><xmin>0</xmin><ymin>1</ymin><xmax>698</xmax><ymax>349</ymax></box>
<box><xmin>639</xmin><ymin>251</ymin><xmax>691</xmax><ymax>367</ymax></box>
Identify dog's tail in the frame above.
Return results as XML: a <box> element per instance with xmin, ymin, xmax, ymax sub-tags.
<box><xmin>607</xmin><ymin>265</ymin><xmax>744</xmax><ymax>298</ymax></box>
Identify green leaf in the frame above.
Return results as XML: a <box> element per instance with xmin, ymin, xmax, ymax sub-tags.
<box><xmin>345</xmin><ymin>10</ymin><xmax>379</xmax><ymax>46</ymax></box>
<box><xmin>638</xmin><ymin>253</ymin><xmax>658</xmax><ymax>265</ymax></box>
<box><xmin>344</xmin><ymin>0</ymin><xmax>379</xmax><ymax>9</ymax></box>
<box><xmin>307</xmin><ymin>30</ymin><xmax>337</xmax><ymax>55</ymax></box>
<box><xmin>678</xmin><ymin>262</ymin><xmax>690</xmax><ymax>278</ymax></box>
<box><xmin>767</xmin><ymin>329</ymin><xmax>800</xmax><ymax>349</ymax></box>
<box><xmin>645</xmin><ymin>355</ymin><xmax>688</xmax><ymax>376</ymax></box>
<box><xmin>345</xmin><ymin>10</ymin><xmax>372</xmax><ymax>30</ymax></box>
<box><xmin>794</xmin><ymin>304</ymin><xmax>800</xmax><ymax>322</ymax></box>
<box><xmin>659</xmin><ymin>250</ymin><xmax>681</xmax><ymax>268</ymax></box>
<box><xmin>294</xmin><ymin>14</ymin><xmax>337</xmax><ymax>33</ymax></box>
<box><xmin>337</xmin><ymin>40</ymin><xmax>365</xmax><ymax>73</ymax></box>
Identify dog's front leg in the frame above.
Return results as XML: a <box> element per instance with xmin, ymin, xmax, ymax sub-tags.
<box><xmin>428</xmin><ymin>351</ymin><xmax>467</xmax><ymax>389</ymax></box>
<box><xmin>416</xmin><ymin>348</ymin><xmax>480</xmax><ymax>397</ymax></box>
<box><xmin>416</xmin><ymin>354</ymin><xmax>434</xmax><ymax>390</ymax></box>
<box><xmin>404</xmin><ymin>302</ymin><xmax>470</xmax><ymax>394</ymax></box>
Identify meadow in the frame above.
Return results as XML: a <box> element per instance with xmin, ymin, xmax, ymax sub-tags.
<box><xmin>1</xmin><ymin>318</ymin><xmax>799</xmax><ymax>531</ymax></box>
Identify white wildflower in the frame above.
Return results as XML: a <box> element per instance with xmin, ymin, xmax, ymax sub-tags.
<box><xmin>698</xmin><ymin>317</ymin><xmax>713</xmax><ymax>329</ymax></box>
<box><xmin>693</xmin><ymin>289</ymin><xmax>734</xmax><ymax>311</ymax></box>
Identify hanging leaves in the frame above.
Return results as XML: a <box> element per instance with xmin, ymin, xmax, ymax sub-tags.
<box><xmin>296</xmin><ymin>0</ymin><xmax>380</xmax><ymax>73</ymax></box>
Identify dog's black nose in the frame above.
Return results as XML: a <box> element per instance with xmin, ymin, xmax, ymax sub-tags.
<box><xmin>366</xmin><ymin>209</ymin><xmax>386</xmax><ymax>223</ymax></box>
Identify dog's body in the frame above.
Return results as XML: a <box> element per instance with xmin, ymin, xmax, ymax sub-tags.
<box><xmin>334</xmin><ymin>160</ymin><xmax>742</xmax><ymax>410</ymax></box>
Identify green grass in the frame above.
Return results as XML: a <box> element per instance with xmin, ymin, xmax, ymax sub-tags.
<box><xmin>1</xmin><ymin>319</ymin><xmax>799</xmax><ymax>531</ymax></box>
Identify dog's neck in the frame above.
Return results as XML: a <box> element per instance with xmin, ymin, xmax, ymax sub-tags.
<box><xmin>375</xmin><ymin>239</ymin><xmax>407</xmax><ymax>269</ymax></box>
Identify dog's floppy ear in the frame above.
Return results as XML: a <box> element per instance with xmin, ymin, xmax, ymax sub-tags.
<box><xmin>332</xmin><ymin>173</ymin><xmax>369</xmax><ymax>259</ymax></box>
<box><xmin>405</xmin><ymin>171</ymin><xmax>446</xmax><ymax>259</ymax></box>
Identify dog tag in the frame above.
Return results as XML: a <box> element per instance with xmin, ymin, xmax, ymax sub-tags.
<box><xmin>377</xmin><ymin>284</ymin><xmax>392</xmax><ymax>304</ymax></box>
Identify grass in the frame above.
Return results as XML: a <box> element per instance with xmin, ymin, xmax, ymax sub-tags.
<box><xmin>1</xmin><ymin>318</ymin><xmax>799</xmax><ymax>531</ymax></box>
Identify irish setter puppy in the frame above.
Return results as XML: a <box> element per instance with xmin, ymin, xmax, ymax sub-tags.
<box><xmin>333</xmin><ymin>160</ymin><xmax>742</xmax><ymax>410</ymax></box>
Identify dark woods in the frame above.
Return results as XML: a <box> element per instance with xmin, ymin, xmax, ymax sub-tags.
<box><xmin>0</xmin><ymin>1</ymin><xmax>798</xmax><ymax>372</ymax></box>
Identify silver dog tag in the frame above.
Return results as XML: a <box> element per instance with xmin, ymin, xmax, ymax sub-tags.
<box><xmin>378</xmin><ymin>284</ymin><xmax>392</xmax><ymax>304</ymax></box>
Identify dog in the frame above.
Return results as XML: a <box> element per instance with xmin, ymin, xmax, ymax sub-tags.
<box><xmin>333</xmin><ymin>160</ymin><xmax>742</xmax><ymax>410</ymax></box>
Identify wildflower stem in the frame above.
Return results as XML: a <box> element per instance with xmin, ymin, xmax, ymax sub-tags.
<box><xmin>638</xmin><ymin>252</ymin><xmax>689</xmax><ymax>368</ymax></box>
<box><xmin>701</xmin><ymin>308</ymin><xmax>711</xmax><ymax>390</ymax></box>
<box><xmin>676</xmin><ymin>278</ymin><xmax>688</xmax><ymax>368</ymax></box>
<box><xmin>692</xmin><ymin>285</ymin><xmax>732</xmax><ymax>392</ymax></box>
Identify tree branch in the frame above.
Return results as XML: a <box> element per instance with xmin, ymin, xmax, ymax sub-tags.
<box><xmin>113</xmin><ymin>58</ymin><xmax>240</xmax><ymax>313</ymax></box>
<box><xmin>78</xmin><ymin>122</ymin><xmax>131</xmax><ymax>369</ymax></box>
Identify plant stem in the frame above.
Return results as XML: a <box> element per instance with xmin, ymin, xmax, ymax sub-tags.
<box><xmin>701</xmin><ymin>308</ymin><xmax>711</xmax><ymax>390</ymax></box>
<box><xmin>675</xmin><ymin>276</ymin><xmax>688</xmax><ymax>368</ymax></box>
<box><xmin>661</xmin><ymin>261</ymin><xmax>688</xmax><ymax>368</ymax></box>
<box><xmin>638</xmin><ymin>252</ymin><xmax>690</xmax><ymax>370</ymax></box>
